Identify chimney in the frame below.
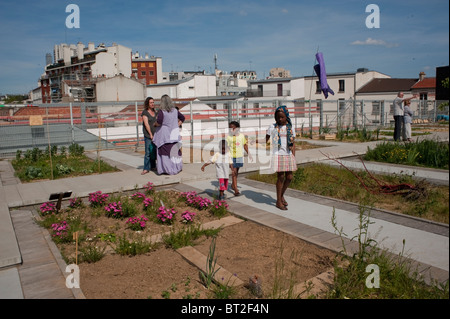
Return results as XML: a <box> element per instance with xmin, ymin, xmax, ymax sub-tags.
<box><xmin>88</xmin><ymin>42</ymin><xmax>95</xmax><ymax>52</ymax></box>
<box><xmin>77</xmin><ymin>42</ymin><xmax>85</xmax><ymax>60</ymax></box>
<box><xmin>419</xmin><ymin>71</ymin><xmax>426</xmax><ymax>81</ymax></box>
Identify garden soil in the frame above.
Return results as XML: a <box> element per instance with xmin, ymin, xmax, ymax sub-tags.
<box><xmin>78</xmin><ymin>219</ymin><xmax>336</xmax><ymax>299</ymax></box>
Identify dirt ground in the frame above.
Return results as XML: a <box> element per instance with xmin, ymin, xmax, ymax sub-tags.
<box><xmin>78</xmin><ymin>219</ymin><xmax>336</xmax><ymax>299</ymax></box>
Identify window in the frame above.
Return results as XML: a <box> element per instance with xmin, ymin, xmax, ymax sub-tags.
<box><xmin>339</xmin><ymin>80</ymin><xmax>345</xmax><ymax>92</ymax></box>
<box><xmin>277</xmin><ymin>84</ymin><xmax>283</xmax><ymax>96</ymax></box>
<box><xmin>316</xmin><ymin>81</ymin><xmax>321</xmax><ymax>94</ymax></box>
<box><xmin>149</xmin><ymin>71</ymin><xmax>154</xmax><ymax>76</ymax></box>
<box><xmin>141</xmin><ymin>71</ymin><xmax>146</xmax><ymax>76</ymax></box>
<box><xmin>371</xmin><ymin>101</ymin><xmax>381</xmax><ymax>115</ymax></box>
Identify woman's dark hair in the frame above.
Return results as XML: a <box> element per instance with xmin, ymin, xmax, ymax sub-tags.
<box><xmin>144</xmin><ymin>96</ymin><xmax>153</xmax><ymax>109</ymax></box>
<box><xmin>229</xmin><ymin>120</ymin><xmax>240</xmax><ymax>128</ymax></box>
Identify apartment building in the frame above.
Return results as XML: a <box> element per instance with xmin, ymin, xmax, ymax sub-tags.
<box><xmin>131</xmin><ymin>52</ymin><xmax>163</xmax><ymax>85</ymax></box>
<box><xmin>39</xmin><ymin>42</ymin><xmax>143</xmax><ymax>103</ymax></box>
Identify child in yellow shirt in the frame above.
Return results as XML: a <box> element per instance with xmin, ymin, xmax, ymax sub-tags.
<box><xmin>226</xmin><ymin>121</ymin><xmax>252</xmax><ymax>196</ymax></box>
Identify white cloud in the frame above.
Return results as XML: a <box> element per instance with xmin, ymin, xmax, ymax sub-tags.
<box><xmin>351</xmin><ymin>37</ymin><xmax>399</xmax><ymax>48</ymax></box>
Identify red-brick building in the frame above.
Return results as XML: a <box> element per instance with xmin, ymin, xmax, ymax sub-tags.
<box><xmin>131</xmin><ymin>53</ymin><xmax>162</xmax><ymax>86</ymax></box>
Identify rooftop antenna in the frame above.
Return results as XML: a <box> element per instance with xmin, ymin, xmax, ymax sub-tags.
<box><xmin>214</xmin><ymin>53</ymin><xmax>218</xmax><ymax>72</ymax></box>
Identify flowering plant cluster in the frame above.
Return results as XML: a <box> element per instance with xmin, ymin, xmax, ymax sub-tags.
<box><xmin>157</xmin><ymin>206</ymin><xmax>177</xmax><ymax>224</ymax></box>
<box><xmin>181</xmin><ymin>211</ymin><xmax>196</xmax><ymax>224</ymax></box>
<box><xmin>209</xmin><ymin>199</ymin><xmax>229</xmax><ymax>217</ymax></box>
<box><xmin>104</xmin><ymin>201</ymin><xmax>123</xmax><ymax>219</ymax></box>
<box><xmin>143</xmin><ymin>197</ymin><xmax>153</xmax><ymax>211</ymax></box>
<box><xmin>40</xmin><ymin>201</ymin><xmax>57</xmax><ymax>216</ymax></box>
<box><xmin>130</xmin><ymin>192</ymin><xmax>146</xmax><ymax>203</ymax></box>
<box><xmin>180</xmin><ymin>191</ymin><xmax>212</xmax><ymax>210</ymax></box>
<box><xmin>126</xmin><ymin>215</ymin><xmax>149</xmax><ymax>231</ymax></box>
<box><xmin>89</xmin><ymin>191</ymin><xmax>109</xmax><ymax>207</ymax></box>
<box><xmin>144</xmin><ymin>182</ymin><xmax>154</xmax><ymax>195</ymax></box>
<box><xmin>69</xmin><ymin>197</ymin><xmax>83</xmax><ymax>209</ymax></box>
<box><xmin>51</xmin><ymin>221</ymin><xmax>69</xmax><ymax>240</ymax></box>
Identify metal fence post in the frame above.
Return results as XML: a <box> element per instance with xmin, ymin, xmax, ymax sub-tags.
<box><xmin>190</xmin><ymin>101</ymin><xmax>194</xmax><ymax>145</ymax></box>
<box><xmin>69</xmin><ymin>102</ymin><xmax>75</xmax><ymax>144</ymax></box>
<box><xmin>135</xmin><ymin>101</ymin><xmax>139</xmax><ymax>152</ymax></box>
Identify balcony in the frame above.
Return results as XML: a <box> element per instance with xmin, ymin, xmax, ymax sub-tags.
<box><xmin>245</xmin><ymin>89</ymin><xmax>291</xmax><ymax>98</ymax></box>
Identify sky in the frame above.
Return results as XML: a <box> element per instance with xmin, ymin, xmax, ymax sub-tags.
<box><xmin>0</xmin><ymin>0</ymin><xmax>448</xmax><ymax>94</ymax></box>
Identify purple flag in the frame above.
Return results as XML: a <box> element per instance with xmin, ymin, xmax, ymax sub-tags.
<box><xmin>314</xmin><ymin>52</ymin><xmax>334</xmax><ymax>99</ymax></box>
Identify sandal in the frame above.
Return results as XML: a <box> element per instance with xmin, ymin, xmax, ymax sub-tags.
<box><xmin>282</xmin><ymin>198</ymin><xmax>288</xmax><ymax>206</ymax></box>
<box><xmin>276</xmin><ymin>203</ymin><xmax>288</xmax><ymax>211</ymax></box>
<box><xmin>141</xmin><ymin>170</ymin><xmax>149</xmax><ymax>175</ymax></box>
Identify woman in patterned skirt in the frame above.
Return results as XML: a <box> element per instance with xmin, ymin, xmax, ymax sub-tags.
<box><xmin>265</xmin><ymin>105</ymin><xmax>297</xmax><ymax>210</ymax></box>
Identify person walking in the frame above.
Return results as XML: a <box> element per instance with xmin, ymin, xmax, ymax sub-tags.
<box><xmin>265</xmin><ymin>105</ymin><xmax>297</xmax><ymax>210</ymax></box>
<box><xmin>152</xmin><ymin>95</ymin><xmax>185</xmax><ymax>175</ymax></box>
<box><xmin>226</xmin><ymin>121</ymin><xmax>251</xmax><ymax>196</ymax></box>
<box><xmin>141</xmin><ymin>96</ymin><xmax>157</xmax><ymax>175</ymax></box>
<box><xmin>201</xmin><ymin>139</ymin><xmax>232</xmax><ymax>200</ymax></box>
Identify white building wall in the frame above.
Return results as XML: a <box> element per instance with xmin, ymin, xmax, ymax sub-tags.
<box><xmin>96</xmin><ymin>75</ymin><xmax>145</xmax><ymax>102</ymax></box>
<box><xmin>146</xmin><ymin>75</ymin><xmax>216</xmax><ymax>99</ymax></box>
<box><xmin>91</xmin><ymin>44</ymin><xmax>132</xmax><ymax>78</ymax></box>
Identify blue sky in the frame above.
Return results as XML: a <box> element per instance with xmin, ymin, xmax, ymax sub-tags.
<box><xmin>0</xmin><ymin>0</ymin><xmax>448</xmax><ymax>94</ymax></box>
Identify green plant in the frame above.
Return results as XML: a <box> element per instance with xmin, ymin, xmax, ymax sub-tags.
<box><xmin>114</xmin><ymin>233</ymin><xmax>154</xmax><ymax>256</ymax></box>
<box><xmin>68</xmin><ymin>143</ymin><xmax>84</xmax><ymax>157</ymax></box>
<box><xmin>212</xmin><ymin>275</ymin><xmax>238</xmax><ymax>299</ymax></box>
<box><xmin>56</xmin><ymin>163</ymin><xmax>74</xmax><ymax>175</ymax></box>
<box><xmin>15</xmin><ymin>150</ymin><xmax>22</xmax><ymax>160</ymax></box>
<box><xmin>25</xmin><ymin>166</ymin><xmax>43</xmax><ymax>179</ymax></box>
<box><xmin>209</xmin><ymin>200</ymin><xmax>229</xmax><ymax>218</ymax></box>
<box><xmin>200</xmin><ymin>236</ymin><xmax>221</xmax><ymax>289</ymax></box>
<box><xmin>95</xmin><ymin>232</ymin><xmax>117</xmax><ymax>243</ymax></box>
<box><xmin>162</xmin><ymin>224</ymin><xmax>221</xmax><ymax>249</ymax></box>
<box><xmin>80</xmin><ymin>243</ymin><xmax>106</xmax><ymax>263</ymax></box>
<box><xmin>328</xmin><ymin>205</ymin><xmax>449</xmax><ymax>299</ymax></box>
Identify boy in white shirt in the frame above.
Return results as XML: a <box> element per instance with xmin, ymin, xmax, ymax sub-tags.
<box><xmin>201</xmin><ymin>139</ymin><xmax>232</xmax><ymax>200</ymax></box>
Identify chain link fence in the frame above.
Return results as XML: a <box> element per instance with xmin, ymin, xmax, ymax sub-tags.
<box><xmin>0</xmin><ymin>98</ymin><xmax>448</xmax><ymax>158</ymax></box>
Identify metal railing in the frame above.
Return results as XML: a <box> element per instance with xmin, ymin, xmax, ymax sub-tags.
<box><xmin>0</xmin><ymin>98</ymin><xmax>448</xmax><ymax>158</ymax></box>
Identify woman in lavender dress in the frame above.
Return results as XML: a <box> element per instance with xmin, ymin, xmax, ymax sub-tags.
<box><xmin>152</xmin><ymin>95</ymin><xmax>185</xmax><ymax>175</ymax></box>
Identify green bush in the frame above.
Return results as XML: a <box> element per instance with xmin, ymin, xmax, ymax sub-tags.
<box><xmin>364</xmin><ymin>139</ymin><xmax>449</xmax><ymax>169</ymax></box>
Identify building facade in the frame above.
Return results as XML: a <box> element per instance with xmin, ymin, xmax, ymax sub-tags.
<box><xmin>131</xmin><ymin>52</ymin><xmax>163</xmax><ymax>85</ymax></box>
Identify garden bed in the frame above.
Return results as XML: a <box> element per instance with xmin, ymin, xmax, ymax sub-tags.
<box><xmin>35</xmin><ymin>185</ymin><xmax>336</xmax><ymax>299</ymax></box>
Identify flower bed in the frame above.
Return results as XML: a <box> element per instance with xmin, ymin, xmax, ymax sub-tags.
<box><xmin>36</xmin><ymin>186</ymin><xmax>229</xmax><ymax>264</ymax></box>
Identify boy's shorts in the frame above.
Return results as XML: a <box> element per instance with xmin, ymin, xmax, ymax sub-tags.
<box><xmin>232</xmin><ymin>157</ymin><xmax>244</xmax><ymax>168</ymax></box>
<box><xmin>219</xmin><ymin>178</ymin><xmax>229</xmax><ymax>191</ymax></box>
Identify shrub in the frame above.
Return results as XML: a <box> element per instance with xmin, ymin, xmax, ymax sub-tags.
<box><xmin>51</xmin><ymin>221</ymin><xmax>70</xmax><ymax>242</ymax></box>
<box><xmin>68</xmin><ymin>143</ymin><xmax>84</xmax><ymax>157</ymax></box>
<box><xmin>181</xmin><ymin>211</ymin><xmax>196</xmax><ymax>224</ymax></box>
<box><xmin>157</xmin><ymin>206</ymin><xmax>177</xmax><ymax>224</ymax></box>
<box><xmin>89</xmin><ymin>191</ymin><xmax>109</xmax><ymax>207</ymax></box>
<box><xmin>69</xmin><ymin>197</ymin><xmax>84</xmax><ymax>209</ymax></box>
<box><xmin>126</xmin><ymin>215</ymin><xmax>149</xmax><ymax>231</ymax></box>
<box><xmin>104</xmin><ymin>201</ymin><xmax>123</xmax><ymax>219</ymax></box>
<box><xmin>209</xmin><ymin>200</ymin><xmax>229</xmax><ymax>218</ymax></box>
<box><xmin>180</xmin><ymin>191</ymin><xmax>211</xmax><ymax>210</ymax></box>
<box><xmin>40</xmin><ymin>201</ymin><xmax>57</xmax><ymax>216</ymax></box>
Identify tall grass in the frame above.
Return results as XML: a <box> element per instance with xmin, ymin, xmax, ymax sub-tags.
<box><xmin>364</xmin><ymin>139</ymin><xmax>449</xmax><ymax>169</ymax></box>
<box><xmin>327</xmin><ymin>205</ymin><xmax>449</xmax><ymax>299</ymax></box>
<box><xmin>247</xmin><ymin>163</ymin><xmax>449</xmax><ymax>223</ymax></box>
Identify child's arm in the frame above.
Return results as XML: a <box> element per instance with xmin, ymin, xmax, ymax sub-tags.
<box><xmin>201</xmin><ymin>162</ymin><xmax>211</xmax><ymax>171</ymax></box>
